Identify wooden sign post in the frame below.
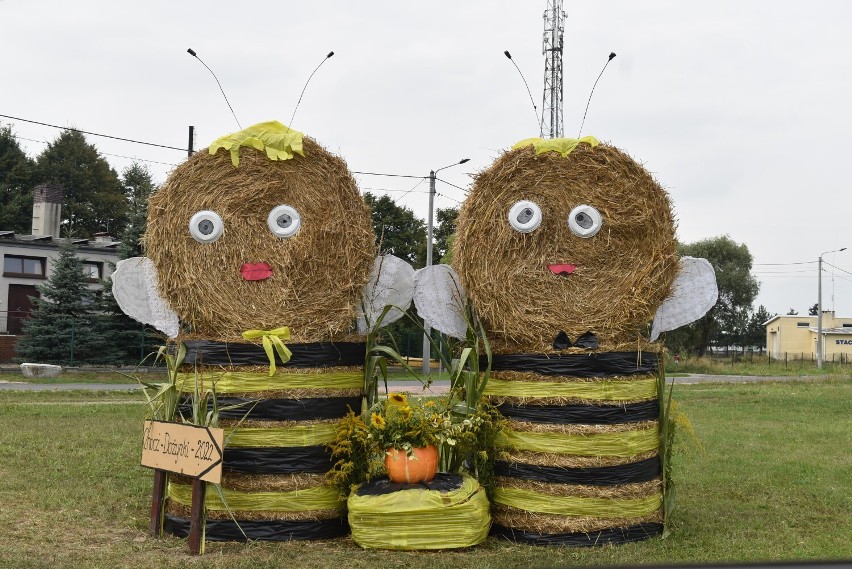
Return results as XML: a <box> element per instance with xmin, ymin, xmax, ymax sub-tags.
<box><xmin>141</xmin><ymin>420</ymin><xmax>224</xmax><ymax>555</ymax></box>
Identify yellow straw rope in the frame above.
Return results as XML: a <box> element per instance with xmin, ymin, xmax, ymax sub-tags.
<box><xmin>175</xmin><ymin>371</ymin><xmax>362</xmax><ymax>394</ymax></box>
<box><xmin>168</xmin><ymin>482</ymin><xmax>342</xmax><ymax>512</ymax></box>
<box><xmin>493</xmin><ymin>487</ymin><xmax>661</xmax><ymax>518</ymax></box>
<box><xmin>496</xmin><ymin>425</ymin><xmax>659</xmax><ymax>457</ymax></box>
<box><xmin>225</xmin><ymin>423</ymin><xmax>338</xmax><ymax>448</ymax></box>
<box><xmin>483</xmin><ymin>377</ymin><xmax>656</xmax><ymax>401</ymax></box>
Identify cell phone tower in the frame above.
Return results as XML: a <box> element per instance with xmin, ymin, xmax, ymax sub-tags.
<box><xmin>540</xmin><ymin>0</ymin><xmax>565</xmax><ymax>139</ymax></box>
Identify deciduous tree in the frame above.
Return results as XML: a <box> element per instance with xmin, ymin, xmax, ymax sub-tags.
<box><xmin>364</xmin><ymin>192</ymin><xmax>426</xmax><ymax>268</ymax></box>
<box><xmin>664</xmin><ymin>236</ymin><xmax>759</xmax><ymax>356</ymax></box>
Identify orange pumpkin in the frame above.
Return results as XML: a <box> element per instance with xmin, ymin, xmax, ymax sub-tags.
<box><xmin>384</xmin><ymin>446</ymin><xmax>439</xmax><ymax>484</ymax></box>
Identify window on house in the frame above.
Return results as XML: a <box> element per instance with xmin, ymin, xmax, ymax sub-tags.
<box><xmin>843</xmin><ymin>324</ymin><xmax>852</xmax><ymax>328</ymax></box>
<box><xmin>797</xmin><ymin>322</ymin><xmax>810</xmax><ymax>327</ymax></box>
<box><xmin>3</xmin><ymin>255</ymin><xmax>46</xmax><ymax>278</ymax></box>
<box><xmin>82</xmin><ymin>262</ymin><xmax>102</xmax><ymax>282</ymax></box>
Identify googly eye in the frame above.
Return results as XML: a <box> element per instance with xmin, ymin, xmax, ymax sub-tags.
<box><xmin>508</xmin><ymin>200</ymin><xmax>542</xmax><ymax>233</ymax></box>
<box><xmin>267</xmin><ymin>205</ymin><xmax>301</xmax><ymax>238</ymax></box>
<box><xmin>188</xmin><ymin>210</ymin><xmax>224</xmax><ymax>243</ymax></box>
<box><xmin>568</xmin><ymin>204</ymin><xmax>603</xmax><ymax>238</ymax></box>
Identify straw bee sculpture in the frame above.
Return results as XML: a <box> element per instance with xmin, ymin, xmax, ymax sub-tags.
<box><xmin>113</xmin><ymin>121</ymin><xmax>413</xmax><ymax>541</ymax></box>
<box><xmin>414</xmin><ymin>137</ymin><xmax>717</xmax><ymax>545</ymax></box>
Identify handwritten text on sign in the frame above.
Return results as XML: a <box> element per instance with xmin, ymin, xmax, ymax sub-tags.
<box><xmin>141</xmin><ymin>420</ymin><xmax>224</xmax><ymax>483</ymax></box>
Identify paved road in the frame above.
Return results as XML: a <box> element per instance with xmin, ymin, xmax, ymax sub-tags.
<box><xmin>0</xmin><ymin>374</ymin><xmax>835</xmax><ymax>392</ymax></box>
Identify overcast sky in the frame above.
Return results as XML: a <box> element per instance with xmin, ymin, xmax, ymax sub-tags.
<box><xmin>3</xmin><ymin>0</ymin><xmax>851</xmax><ymax>320</ymax></box>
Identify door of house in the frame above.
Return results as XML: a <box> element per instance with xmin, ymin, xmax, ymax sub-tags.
<box><xmin>7</xmin><ymin>285</ymin><xmax>39</xmax><ymax>335</ymax></box>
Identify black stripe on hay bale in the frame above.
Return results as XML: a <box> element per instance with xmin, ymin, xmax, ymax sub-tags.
<box><xmin>484</xmin><ymin>351</ymin><xmax>658</xmax><ymax>377</ymax></box>
<box><xmin>496</xmin><ymin>399</ymin><xmax>659</xmax><ymax>425</ymax></box>
<box><xmin>490</xmin><ymin>522</ymin><xmax>663</xmax><ymax>546</ymax></box>
<box><xmin>179</xmin><ymin>396</ymin><xmax>361</xmax><ymax>422</ymax></box>
<box><xmin>223</xmin><ymin>445</ymin><xmax>332</xmax><ymax>474</ymax></box>
<box><xmin>494</xmin><ymin>456</ymin><xmax>660</xmax><ymax>485</ymax></box>
<box><xmin>183</xmin><ymin>340</ymin><xmax>365</xmax><ymax>367</ymax></box>
<box><xmin>164</xmin><ymin>513</ymin><xmax>348</xmax><ymax>542</ymax></box>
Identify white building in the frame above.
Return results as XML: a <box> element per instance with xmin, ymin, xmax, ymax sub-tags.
<box><xmin>0</xmin><ymin>184</ymin><xmax>120</xmax><ymax>359</ymax></box>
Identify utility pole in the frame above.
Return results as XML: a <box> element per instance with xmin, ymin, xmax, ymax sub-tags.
<box><xmin>541</xmin><ymin>0</ymin><xmax>565</xmax><ymax>138</ymax></box>
<box><xmin>187</xmin><ymin>125</ymin><xmax>195</xmax><ymax>157</ymax></box>
<box><xmin>817</xmin><ymin>247</ymin><xmax>846</xmax><ymax>368</ymax></box>
<box><xmin>421</xmin><ymin>159</ymin><xmax>469</xmax><ymax>376</ymax></box>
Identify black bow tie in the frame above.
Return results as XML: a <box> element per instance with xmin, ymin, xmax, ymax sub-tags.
<box><xmin>552</xmin><ymin>331</ymin><xmax>599</xmax><ymax>350</ymax></box>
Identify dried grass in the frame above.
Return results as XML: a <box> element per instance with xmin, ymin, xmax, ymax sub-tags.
<box><xmin>166</xmin><ymin>501</ymin><xmax>341</xmax><ymax>522</ymax></box>
<box><xmin>492</xmin><ymin>504</ymin><xmax>663</xmax><ymax>535</ymax></box>
<box><xmin>218</xmin><ymin>418</ymin><xmax>336</xmax><ymax>429</ymax></box>
<box><xmin>170</xmin><ymin>472</ymin><xmax>327</xmax><ymax>493</ymax></box>
<box><xmin>489</xmin><ymin>370</ymin><xmax>656</xmax><ymax>385</ymax></box>
<box><xmin>494</xmin><ymin>477</ymin><xmax>661</xmax><ymax>499</ymax></box>
<box><xmin>220</xmin><ymin>388</ymin><xmax>362</xmax><ymax>399</ymax></box>
<box><xmin>145</xmin><ymin>138</ymin><xmax>375</xmax><ymax>343</ymax></box>
<box><xmin>191</xmin><ymin>365</ymin><xmax>363</xmax><ymax>376</ymax></box>
<box><xmin>502</xmin><ymin>449</ymin><xmax>659</xmax><ymax>468</ymax></box>
<box><xmin>453</xmin><ymin>143</ymin><xmax>678</xmax><ymax>352</ymax></box>
<box><xmin>505</xmin><ymin>419</ymin><xmax>657</xmax><ymax>436</ymax></box>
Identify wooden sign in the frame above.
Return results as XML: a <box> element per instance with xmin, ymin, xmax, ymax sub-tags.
<box><xmin>141</xmin><ymin>420</ymin><xmax>224</xmax><ymax>483</ymax></box>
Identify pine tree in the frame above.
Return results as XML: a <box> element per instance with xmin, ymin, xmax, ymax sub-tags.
<box><xmin>0</xmin><ymin>125</ymin><xmax>37</xmax><ymax>233</ymax></box>
<box><xmin>98</xmin><ymin>162</ymin><xmax>164</xmax><ymax>364</ymax></box>
<box><xmin>16</xmin><ymin>242</ymin><xmax>102</xmax><ymax>364</ymax></box>
<box><xmin>35</xmin><ymin>130</ymin><xmax>126</xmax><ymax>238</ymax></box>
<box><xmin>117</xmin><ymin>162</ymin><xmax>156</xmax><ymax>259</ymax></box>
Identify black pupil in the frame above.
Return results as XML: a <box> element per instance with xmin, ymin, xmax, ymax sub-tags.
<box><xmin>198</xmin><ymin>219</ymin><xmax>214</xmax><ymax>235</ymax></box>
<box><xmin>576</xmin><ymin>212</ymin><xmax>593</xmax><ymax>229</ymax></box>
<box><xmin>276</xmin><ymin>214</ymin><xmax>292</xmax><ymax>228</ymax></box>
<box><xmin>517</xmin><ymin>207</ymin><xmax>534</xmax><ymax>224</ymax></box>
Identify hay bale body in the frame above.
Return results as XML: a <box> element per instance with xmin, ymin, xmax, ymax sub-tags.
<box><xmin>147</xmin><ymin>131</ymin><xmax>373</xmax><ymax>541</ymax></box>
<box><xmin>146</xmin><ymin>138</ymin><xmax>374</xmax><ymax>343</ymax></box>
<box><xmin>454</xmin><ymin>143</ymin><xmax>678</xmax><ymax>353</ymax></box>
<box><xmin>452</xmin><ymin>140</ymin><xmax>675</xmax><ymax>544</ymax></box>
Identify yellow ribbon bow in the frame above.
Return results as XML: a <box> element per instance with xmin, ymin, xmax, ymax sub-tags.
<box><xmin>241</xmin><ymin>327</ymin><xmax>293</xmax><ymax>376</ymax></box>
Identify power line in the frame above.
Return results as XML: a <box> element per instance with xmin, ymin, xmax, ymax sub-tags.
<box><xmin>435</xmin><ymin>177</ymin><xmax>470</xmax><ymax>193</ymax></box>
<box><xmin>823</xmin><ymin>261</ymin><xmax>852</xmax><ymax>278</ymax></box>
<box><xmin>11</xmin><ymin>133</ymin><xmax>180</xmax><ymax>168</ymax></box>
<box><xmin>0</xmin><ymin>113</ymin><xmax>187</xmax><ymax>152</ymax></box>
<box><xmin>752</xmin><ymin>260</ymin><xmax>818</xmax><ymax>266</ymax></box>
<box><xmin>353</xmin><ymin>171</ymin><xmax>424</xmax><ymax>180</ymax></box>
<box><xmin>435</xmin><ymin>191</ymin><xmax>463</xmax><ymax>205</ymax></box>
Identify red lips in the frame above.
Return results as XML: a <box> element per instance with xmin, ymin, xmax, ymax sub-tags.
<box><xmin>240</xmin><ymin>262</ymin><xmax>273</xmax><ymax>281</ymax></box>
<box><xmin>548</xmin><ymin>263</ymin><xmax>576</xmax><ymax>276</ymax></box>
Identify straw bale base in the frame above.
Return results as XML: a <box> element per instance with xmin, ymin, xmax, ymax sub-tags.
<box><xmin>492</xmin><ymin>504</ymin><xmax>663</xmax><ymax>535</ymax></box>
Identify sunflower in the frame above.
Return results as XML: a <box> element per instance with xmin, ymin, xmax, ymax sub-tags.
<box><xmin>370</xmin><ymin>413</ymin><xmax>386</xmax><ymax>429</ymax></box>
<box><xmin>388</xmin><ymin>393</ymin><xmax>408</xmax><ymax>405</ymax></box>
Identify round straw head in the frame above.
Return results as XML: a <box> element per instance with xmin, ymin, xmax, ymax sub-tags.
<box><xmin>145</xmin><ymin>137</ymin><xmax>374</xmax><ymax>342</ymax></box>
<box><xmin>453</xmin><ymin>142</ymin><xmax>678</xmax><ymax>352</ymax></box>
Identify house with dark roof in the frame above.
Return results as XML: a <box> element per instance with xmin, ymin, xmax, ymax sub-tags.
<box><xmin>0</xmin><ymin>184</ymin><xmax>120</xmax><ymax>360</ymax></box>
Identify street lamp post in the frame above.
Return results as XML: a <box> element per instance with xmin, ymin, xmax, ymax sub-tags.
<box><xmin>817</xmin><ymin>247</ymin><xmax>846</xmax><ymax>369</ymax></box>
<box><xmin>422</xmin><ymin>158</ymin><xmax>469</xmax><ymax>375</ymax></box>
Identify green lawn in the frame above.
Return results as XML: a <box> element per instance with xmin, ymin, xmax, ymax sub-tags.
<box><xmin>0</xmin><ymin>380</ymin><xmax>849</xmax><ymax>568</ymax></box>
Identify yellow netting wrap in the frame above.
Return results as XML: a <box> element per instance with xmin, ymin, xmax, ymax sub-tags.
<box><xmin>168</xmin><ymin>482</ymin><xmax>341</xmax><ymax>512</ymax></box>
<box><xmin>225</xmin><ymin>423</ymin><xmax>337</xmax><ymax>448</ymax></box>
<box><xmin>175</xmin><ymin>371</ymin><xmax>363</xmax><ymax>394</ymax></box>
<box><xmin>497</xmin><ymin>425</ymin><xmax>659</xmax><ymax>457</ymax></box>
<box><xmin>483</xmin><ymin>377</ymin><xmax>657</xmax><ymax>401</ymax></box>
<box><xmin>493</xmin><ymin>487</ymin><xmax>661</xmax><ymax>518</ymax></box>
<box><xmin>511</xmin><ymin>136</ymin><xmax>600</xmax><ymax>157</ymax></box>
<box><xmin>209</xmin><ymin>120</ymin><xmax>305</xmax><ymax>166</ymax></box>
<box><xmin>347</xmin><ymin>476</ymin><xmax>491</xmax><ymax>550</ymax></box>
